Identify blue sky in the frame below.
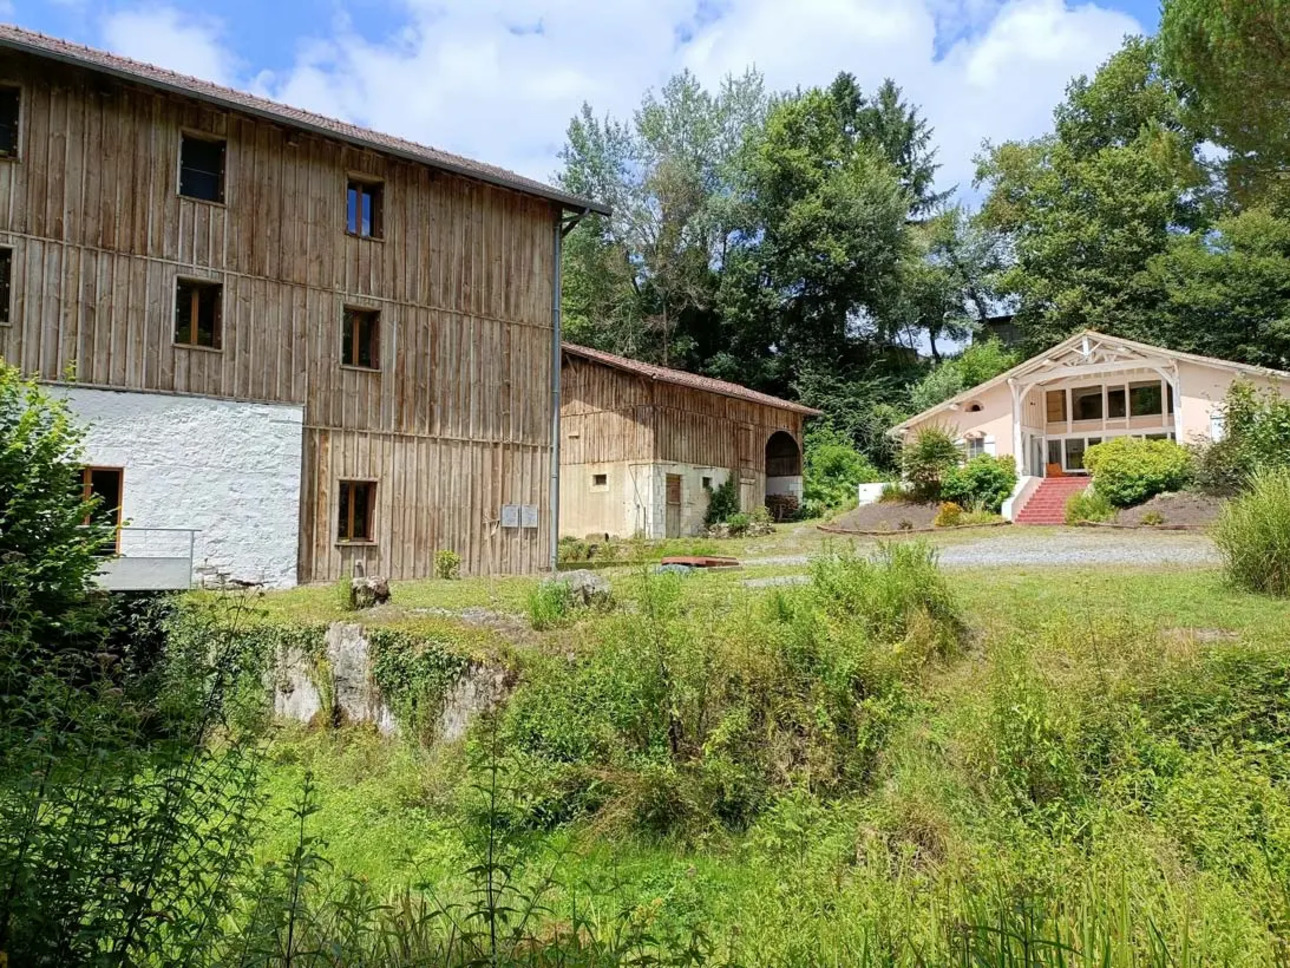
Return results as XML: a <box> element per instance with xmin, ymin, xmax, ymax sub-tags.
<box><xmin>3</xmin><ymin>0</ymin><xmax>1159</xmax><ymax>196</ymax></box>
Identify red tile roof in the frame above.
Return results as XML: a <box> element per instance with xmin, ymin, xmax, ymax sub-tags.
<box><xmin>0</xmin><ymin>24</ymin><xmax>609</xmax><ymax>216</ymax></box>
<box><xmin>562</xmin><ymin>343</ymin><xmax>823</xmax><ymax>416</ymax></box>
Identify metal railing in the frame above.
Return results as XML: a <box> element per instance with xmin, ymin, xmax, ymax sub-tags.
<box><xmin>95</xmin><ymin>527</ymin><xmax>200</xmax><ymax>592</ymax></box>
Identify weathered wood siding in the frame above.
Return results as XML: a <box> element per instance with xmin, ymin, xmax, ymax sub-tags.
<box><xmin>0</xmin><ymin>53</ymin><xmax>557</xmax><ymax>579</ymax></box>
<box><xmin>559</xmin><ymin>353</ymin><xmax>807</xmax><ymax>536</ymax></box>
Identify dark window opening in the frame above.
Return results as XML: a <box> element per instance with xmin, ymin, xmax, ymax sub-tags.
<box><xmin>1130</xmin><ymin>381</ymin><xmax>1163</xmax><ymax>417</ymax></box>
<box><xmin>1107</xmin><ymin>387</ymin><xmax>1127</xmax><ymax>419</ymax></box>
<box><xmin>347</xmin><ymin>180</ymin><xmax>383</xmax><ymax>238</ymax></box>
<box><xmin>765</xmin><ymin>431</ymin><xmax>802</xmax><ymax>477</ymax></box>
<box><xmin>592</xmin><ymin>473</ymin><xmax>608</xmax><ymax>487</ymax></box>
<box><xmin>338</xmin><ymin>480</ymin><xmax>376</xmax><ymax>542</ymax></box>
<box><xmin>175</xmin><ymin>280</ymin><xmax>222</xmax><ymax>349</ymax></box>
<box><xmin>702</xmin><ymin>476</ymin><xmax>713</xmax><ymax>490</ymax></box>
<box><xmin>1072</xmin><ymin>386</ymin><xmax>1103</xmax><ymax>421</ymax></box>
<box><xmin>965</xmin><ymin>402</ymin><xmax>983</xmax><ymax>413</ymax></box>
<box><xmin>0</xmin><ymin>248</ymin><xmax>11</xmax><ymax>324</ymax></box>
<box><xmin>82</xmin><ymin>466</ymin><xmax>123</xmax><ymax>555</ymax></box>
<box><xmin>0</xmin><ymin>86</ymin><xmax>19</xmax><ymax>158</ymax></box>
<box><xmin>179</xmin><ymin>134</ymin><xmax>226</xmax><ymax>202</ymax></box>
<box><xmin>342</xmin><ymin>307</ymin><xmax>380</xmax><ymax>369</ymax></box>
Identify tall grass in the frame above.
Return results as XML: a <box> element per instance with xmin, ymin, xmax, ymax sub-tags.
<box><xmin>1213</xmin><ymin>467</ymin><xmax>1290</xmax><ymax>595</ymax></box>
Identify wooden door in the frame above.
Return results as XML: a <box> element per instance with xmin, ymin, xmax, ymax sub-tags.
<box><xmin>665</xmin><ymin>474</ymin><xmax>682</xmax><ymax>538</ymax></box>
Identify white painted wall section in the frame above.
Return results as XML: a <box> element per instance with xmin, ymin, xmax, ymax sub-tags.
<box><xmin>61</xmin><ymin>388</ymin><xmax>305</xmax><ymax>588</ymax></box>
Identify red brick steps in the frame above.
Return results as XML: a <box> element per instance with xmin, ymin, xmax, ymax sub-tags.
<box><xmin>1014</xmin><ymin>476</ymin><xmax>1090</xmax><ymax>525</ymax></box>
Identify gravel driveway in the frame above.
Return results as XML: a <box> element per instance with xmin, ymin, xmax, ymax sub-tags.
<box><xmin>744</xmin><ymin>529</ymin><xmax>1219</xmax><ymax>583</ymax></box>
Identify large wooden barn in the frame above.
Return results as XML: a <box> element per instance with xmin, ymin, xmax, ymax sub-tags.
<box><xmin>0</xmin><ymin>26</ymin><xmax>606</xmax><ymax>587</ymax></box>
<box><xmin>560</xmin><ymin>344</ymin><xmax>821</xmax><ymax>539</ymax></box>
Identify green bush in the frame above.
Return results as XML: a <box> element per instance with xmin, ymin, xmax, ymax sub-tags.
<box><xmin>703</xmin><ymin>473</ymin><xmax>741</xmax><ymax>526</ymax></box>
<box><xmin>940</xmin><ymin>455</ymin><xmax>1017</xmax><ymax>513</ymax></box>
<box><xmin>497</xmin><ymin>544</ymin><xmax>964</xmax><ymax>836</ymax></box>
<box><xmin>1214</xmin><ymin>468</ymin><xmax>1290</xmax><ymax>596</ymax></box>
<box><xmin>1065</xmin><ymin>488</ymin><xmax>1114</xmax><ymax>524</ymax></box>
<box><xmin>900</xmin><ymin>425</ymin><xmax>961</xmax><ymax>501</ymax></box>
<box><xmin>1191</xmin><ymin>435</ymin><xmax>1247</xmax><ymax>495</ymax></box>
<box><xmin>434</xmin><ymin>549</ymin><xmax>462</xmax><ymax>579</ymax></box>
<box><xmin>527</xmin><ymin>580</ymin><xmax>574</xmax><ymax>630</ymax></box>
<box><xmin>1083</xmin><ymin>436</ymin><xmax>1193</xmax><ymax>507</ymax></box>
<box><xmin>933</xmin><ymin>502</ymin><xmax>963</xmax><ymax>527</ymax></box>
<box><xmin>802</xmin><ymin>424</ymin><xmax>882</xmax><ymax>517</ymax></box>
<box><xmin>1224</xmin><ymin>380</ymin><xmax>1290</xmax><ymax>473</ymax></box>
<box><xmin>725</xmin><ymin>511</ymin><xmax>752</xmax><ymax>536</ymax></box>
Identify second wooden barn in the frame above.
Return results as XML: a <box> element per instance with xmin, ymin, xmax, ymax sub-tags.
<box><xmin>560</xmin><ymin>344</ymin><xmax>821</xmax><ymax>539</ymax></box>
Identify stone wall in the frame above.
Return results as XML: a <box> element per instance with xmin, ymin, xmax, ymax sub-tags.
<box><xmin>271</xmin><ymin>622</ymin><xmax>508</xmax><ymax>742</ymax></box>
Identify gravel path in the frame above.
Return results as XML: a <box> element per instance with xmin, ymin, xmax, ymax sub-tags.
<box><xmin>743</xmin><ymin>529</ymin><xmax>1219</xmax><ymax>580</ymax></box>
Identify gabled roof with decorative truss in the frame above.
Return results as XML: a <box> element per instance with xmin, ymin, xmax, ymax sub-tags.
<box><xmin>889</xmin><ymin>330</ymin><xmax>1289</xmax><ymax>435</ymax></box>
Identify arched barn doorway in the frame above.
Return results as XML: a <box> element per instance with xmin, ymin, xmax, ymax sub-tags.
<box><xmin>764</xmin><ymin>431</ymin><xmax>803</xmax><ymax>519</ymax></box>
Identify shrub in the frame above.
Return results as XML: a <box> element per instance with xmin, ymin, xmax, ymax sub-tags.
<box><xmin>434</xmin><ymin>549</ymin><xmax>462</xmax><ymax>580</ymax></box>
<box><xmin>940</xmin><ymin>455</ymin><xmax>1017</xmax><ymax>513</ymax></box>
<box><xmin>802</xmin><ymin>424</ymin><xmax>882</xmax><ymax>516</ymax></box>
<box><xmin>879</xmin><ymin>482</ymin><xmax>910</xmax><ymax>502</ymax></box>
<box><xmin>1191</xmin><ymin>435</ymin><xmax>1248</xmax><ymax>496</ymax></box>
<box><xmin>959</xmin><ymin>508</ymin><xmax>1004</xmax><ymax>526</ymax></box>
<box><xmin>1083</xmin><ymin>436</ymin><xmax>1193</xmax><ymax>507</ymax></box>
<box><xmin>527</xmin><ymin>580</ymin><xmax>574</xmax><ymax>629</ymax></box>
<box><xmin>1224</xmin><ymin>380</ymin><xmax>1290</xmax><ymax>473</ymax></box>
<box><xmin>704</xmin><ymin>473</ymin><xmax>740</xmax><ymax>526</ymax></box>
<box><xmin>1064</xmin><ymin>488</ymin><xmax>1114</xmax><ymax>524</ymax></box>
<box><xmin>1213</xmin><ymin>468</ymin><xmax>1290</xmax><ymax>596</ymax></box>
<box><xmin>1141</xmin><ymin>510</ymin><xmax>1165</xmax><ymax>526</ymax></box>
<box><xmin>933</xmin><ymin>502</ymin><xmax>963</xmax><ymax>527</ymax></box>
<box><xmin>900</xmin><ymin>425</ymin><xmax>961</xmax><ymax>501</ymax></box>
<box><xmin>726</xmin><ymin>512</ymin><xmax>752</xmax><ymax>536</ymax></box>
<box><xmin>0</xmin><ymin>363</ymin><xmax>110</xmax><ymax>641</ymax></box>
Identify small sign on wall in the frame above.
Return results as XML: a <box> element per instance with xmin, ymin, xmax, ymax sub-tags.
<box><xmin>500</xmin><ymin>505</ymin><xmax>521</xmax><ymax>528</ymax></box>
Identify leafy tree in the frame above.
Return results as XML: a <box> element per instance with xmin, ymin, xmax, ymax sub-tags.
<box><xmin>1160</xmin><ymin>0</ymin><xmax>1290</xmax><ymax>207</ymax></box>
<box><xmin>802</xmin><ymin>424</ymin><xmax>882</xmax><ymax>517</ymax></box>
<box><xmin>975</xmin><ymin>38</ymin><xmax>1208</xmax><ymax>352</ymax></box>
<box><xmin>558</xmin><ymin>70</ymin><xmax>768</xmax><ymax>367</ymax></box>
<box><xmin>909</xmin><ymin>338</ymin><xmax>1021</xmax><ymax>413</ymax></box>
<box><xmin>900</xmin><ymin>426</ymin><xmax>962</xmax><ymax>501</ymax></box>
<box><xmin>0</xmin><ymin>363</ymin><xmax>108</xmax><ymax>642</ymax></box>
<box><xmin>1147</xmin><ymin>208</ymin><xmax>1290</xmax><ymax>369</ymax></box>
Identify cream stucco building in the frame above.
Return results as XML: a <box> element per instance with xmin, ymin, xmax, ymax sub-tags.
<box><xmin>890</xmin><ymin>331</ymin><xmax>1289</xmax><ymax>521</ymax></box>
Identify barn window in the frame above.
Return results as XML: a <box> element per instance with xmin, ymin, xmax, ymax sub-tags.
<box><xmin>702</xmin><ymin>476</ymin><xmax>713</xmax><ymax>490</ymax></box>
<box><xmin>592</xmin><ymin>473</ymin><xmax>608</xmax><ymax>488</ymax></box>
<box><xmin>347</xmin><ymin>179</ymin><xmax>383</xmax><ymax>238</ymax></box>
<box><xmin>179</xmin><ymin>134</ymin><xmax>226</xmax><ymax>202</ymax></box>
<box><xmin>0</xmin><ymin>247</ymin><xmax>11</xmax><ymax>324</ymax></box>
<box><xmin>342</xmin><ymin>307</ymin><xmax>380</xmax><ymax>369</ymax></box>
<box><xmin>174</xmin><ymin>279</ymin><xmax>222</xmax><ymax>349</ymax></box>
<box><xmin>337</xmin><ymin>480</ymin><xmax>376</xmax><ymax>542</ymax></box>
<box><xmin>81</xmin><ymin>466</ymin><xmax>124</xmax><ymax>555</ymax></box>
<box><xmin>0</xmin><ymin>86</ymin><xmax>19</xmax><ymax>158</ymax></box>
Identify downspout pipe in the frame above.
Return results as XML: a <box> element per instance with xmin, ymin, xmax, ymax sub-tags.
<box><xmin>550</xmin><ymin>207</ymin><xmax>590</xmax><ymax>571</ymax></box>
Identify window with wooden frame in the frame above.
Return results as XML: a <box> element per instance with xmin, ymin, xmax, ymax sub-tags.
<box><xmin>342</xmin><ymin>307</ymin><xmax>380</xmax><ymax>369</ymax></box>
<box><xmin>179</xmin><ymin>134</ymin><xmax>226</xmax><ymax>202</ymax></box>
<box><xmin>0</xmin><ymin>247</ymin><xmax>11</xmax><ymax>325</ymax></box>
<box><xmin>81</xmin><ymin>466</ymin><xmax>124</xmax><ymax>554</ymax></box>
<box><xmin>0</xmin><ymin>86</ymin><xmax>19</xmax><ymax>159</ymax></box>
<box><xmin>337</xmin><ymin>480</ymin><xmax>376</xmax><ymax>543</ymax></box>
<box><xmin>1045</xmin><ymin>389</ymin><xmax>1067</xmax><ymax>423</ymax></box>
<box><xmin>174</xmin><ymin>279</ymin><xmax>222</xmax><ymax>349</ymax></box>
<box><xmin>346</xmin><ymin>179</ymin><xmax>383</xmax><ymax>238</ymax></box>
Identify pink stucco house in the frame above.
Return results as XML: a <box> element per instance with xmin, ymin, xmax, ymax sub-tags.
<box><xmin>890</xmin><ymin>331</ymin><xmax>1289</xmax><ymax>523</ymax></box>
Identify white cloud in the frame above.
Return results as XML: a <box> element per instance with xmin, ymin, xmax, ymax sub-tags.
<box><xmin>95</xmin><ymin>0</ymin><xmax>1143</xmax><ymax>201</ymax></box>
<box><xmin>100</xmin><ymin>6</ymin><xmax>238</xmax><ymax>86</ymax></box>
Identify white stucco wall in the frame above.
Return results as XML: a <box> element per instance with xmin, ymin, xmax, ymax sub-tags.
<box><xmin>60</xmin><ymin>387</ymin><xmax>305</xmax><ymax>588</ymax></box>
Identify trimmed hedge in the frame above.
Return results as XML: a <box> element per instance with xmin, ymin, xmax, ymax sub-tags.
<box><xmin>1084</xmin><ymin>437</ymin><xmax>1192</xmax><ymax>508</ymax></box>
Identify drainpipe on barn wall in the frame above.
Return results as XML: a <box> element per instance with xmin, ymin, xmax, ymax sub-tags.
<box><xmin>550</xmin><ymin>208</ymin><xmax>590</xmax><ymax>571</ymax></box>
